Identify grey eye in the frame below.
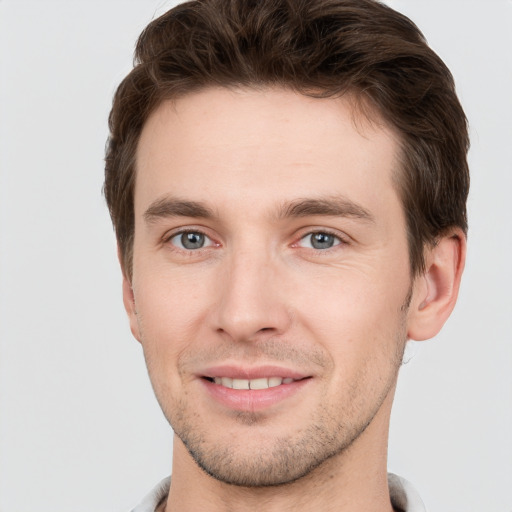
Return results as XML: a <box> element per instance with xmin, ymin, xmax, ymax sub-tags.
<box><xmin>170</xmin><ymin>231</ymin><xmax>210</xmax><ymax>250</ymax></box>
<box><xmin>311</xmin><ymin>232</ymin><xmax>335</xmax><ymax>249</ymax></box>
<box><xmin>300</xmin><ymin>232</ymin><xmax>340</xmax><ymax>250</ymax></box>
<box><xmin>182</xmin><ymin>232</ymin><xmax>204</xmax><ymax>249</ymax></box>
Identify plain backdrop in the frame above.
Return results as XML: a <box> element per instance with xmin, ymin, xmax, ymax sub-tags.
<box><xmin>0</xmin><ymin>1</ymin><xmax>511</xmax><ymax>511</ymax></box>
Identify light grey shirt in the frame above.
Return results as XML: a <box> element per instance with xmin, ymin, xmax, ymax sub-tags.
<box><xmin>131</xmin><ymin>473</ymin><xmax>427</xmax><ymax>511</ymax></box>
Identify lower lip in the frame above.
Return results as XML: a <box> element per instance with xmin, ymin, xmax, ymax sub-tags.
<box><xmin>201</xmin><ymin>378</ymin><xmax>310</xmax><ymax>412</ymax></box>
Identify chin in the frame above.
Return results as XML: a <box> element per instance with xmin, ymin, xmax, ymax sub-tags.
<box><xmin>171</xmin><ymin>406</ymin><xmax>365</xmax><ymax>488</ymax></box>
<box><xmin>182</xmin><ymin>438</ymin><xmax>342</xmax><ymax>487</ymax></box>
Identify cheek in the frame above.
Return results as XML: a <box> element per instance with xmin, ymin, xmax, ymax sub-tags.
<box><xmin>297</xmin><ymin>276</ymin><xmax>408</xmax><ymax>419</ymax></box>
<box><xmin>136</xmin><ymin>265</ymin><xmax>213</xmax><ymax>331</ymax></box>
<box><xmin>297</xmin><ymin>268</ymin><xmax>410</xmax><ymax>369</ymax></box>
<box><xmin>133</xmin><ymin>269</ymin><xmax>215</xmax><ymax>378</ymax></box>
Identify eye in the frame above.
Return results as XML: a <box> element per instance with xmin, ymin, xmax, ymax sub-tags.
<box><xmin>298</xmin><ymin>232</ymin><xmax>342</xmax><ymax>250</ymax></box>
<box><xmin>168</xmin><ymin>231</ymin><xmax>214</xmax><ymax>250</ymax></box>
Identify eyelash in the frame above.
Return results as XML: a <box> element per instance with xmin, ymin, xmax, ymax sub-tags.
<box><xmin>164</xmin><ymin>229</ymin><xmax>216</xmax><ymax>251</ymax></box>
<box><xmin>163</xmin><ymin>227</ymin><xmax>349</xmax><ymax>254</ymax></box>
<box><xmin>294</xmin><ymin>230</ymin><xmax>348</xmax><ymax>251</ymax></box>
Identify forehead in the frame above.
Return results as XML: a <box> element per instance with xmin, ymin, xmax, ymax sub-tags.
<box><xmin>135</xmin><ymin>87</ymin><xmax>401</xmax><ymax>220</ymax></box>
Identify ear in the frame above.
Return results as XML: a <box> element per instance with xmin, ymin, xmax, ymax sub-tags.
<box><xmin>118</xmin><ymin>246</ymin><xmax>142</xmax><ymax>343</ymax></box>
<box><xmin>407</xmin><ymin>229</ymin><xmax>466</xmax><ymax>341</ymax></box>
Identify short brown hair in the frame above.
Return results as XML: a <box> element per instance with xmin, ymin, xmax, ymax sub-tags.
<box><xmin>104</xmin><ymin>0</ymin><xmax>469</xmax><ymax>279</ymax></box>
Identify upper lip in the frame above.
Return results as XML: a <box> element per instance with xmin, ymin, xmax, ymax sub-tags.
<box><xmin>198</xmin><ymin>364</ymin><xmax>309</xmax><ymax>380</ymax></box>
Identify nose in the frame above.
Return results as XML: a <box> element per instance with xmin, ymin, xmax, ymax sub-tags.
<box><xmin>212</xmin><ymin>248</ymin><xmax>292</xmax><ymax>343</ymax></box>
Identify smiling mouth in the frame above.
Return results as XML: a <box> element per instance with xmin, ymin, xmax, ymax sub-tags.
<box><xmin>203</xmin><ymin>376</ymin><xmax>306</xmax><ymax>390</ymax></box>
<box><xmin>201</xmin><ymin>372</ymin><xmax>311</xmax><ymax>411</ymax></box>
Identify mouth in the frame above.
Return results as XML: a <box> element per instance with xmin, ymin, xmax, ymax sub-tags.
<box><xmin>203</xmin><ymin>376</ymin><xmax>300</xmax><ymax>390</ymax></box>
<box><xmin>198</xmin><ymin>367</ymin><xmax>312</xmax><ymax>412</ymax></box>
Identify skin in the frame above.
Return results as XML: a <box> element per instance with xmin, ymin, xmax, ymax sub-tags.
<box><xmin>123</xmin><ymin>87</ymin><xmax>465</xmax><ymax>512</ymax></box>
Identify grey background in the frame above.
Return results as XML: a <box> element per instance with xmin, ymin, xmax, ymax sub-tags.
<box><xmin>0</xmin><ymin>1</ymin><xmax>510</xmax><ymax>510</ymax></box>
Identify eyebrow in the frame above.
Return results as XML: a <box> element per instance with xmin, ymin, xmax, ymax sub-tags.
<box><xmin>143</xmin><ymin>197</ymin><xmax>215</xmax><ymax>224</ymax></box>
<box><xmin>277</xmin><ymin>196</ymin><xmax>375</xmax><ymax>223</ymax></box>
<box><xmin>143</xmin><ymin>195</ymin><xmax>374</xmax><ymax>224</ymax></box>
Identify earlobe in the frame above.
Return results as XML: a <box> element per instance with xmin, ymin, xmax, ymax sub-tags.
<box><xmin>407</xmin><ymin>230</ymin><xmax>466</xmax><ymax>341</ymax></box>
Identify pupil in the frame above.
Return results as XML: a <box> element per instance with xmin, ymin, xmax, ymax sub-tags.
<box><xmin>182</xmin><ymin>232</ymin><xmax>204</xmax><ymax>249</ymax></box>
<box><xmin>311</xmin><ymin>232</ymin><xmax>334</xmax><ymax>249</ymax></box>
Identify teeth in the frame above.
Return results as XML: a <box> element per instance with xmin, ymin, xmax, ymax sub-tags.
<box><xmin>268</xmin><ymin>377</ymin><xmax>283</xmax><ymax>388</ymax></box>
<box><xmin>210</xmin><ymin>377</ymin><xmax>297</xmax><ymax>389</ymax></box>
<box><xmin>232</xmin><ymin>378</ymin><xmax>250</xmax><ymax>390</ymax></box>
<box><xmin>250</xmin><ymin>378</ymin><xmax>271</xmax><ymax>390</ymax></box>
<box><xmin>221</xmin><ymin>377</ymin><xmax>233</xmax><ymax>388</ymax></box>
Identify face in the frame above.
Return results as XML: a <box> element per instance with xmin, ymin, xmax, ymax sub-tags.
<box><xmin>128</xmin><ymin>87</ymin><xmax>414</xmax><ymax>486</ymax></box>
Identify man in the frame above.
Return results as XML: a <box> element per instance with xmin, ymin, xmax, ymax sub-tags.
<box><xmin>104</xmin><ymin>0</ymin><xmax>469</xmax><ymax>510</ymax></box>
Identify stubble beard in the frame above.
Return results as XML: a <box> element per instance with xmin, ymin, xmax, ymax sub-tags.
<box><xmin>171</xmin><ymin>401</ymin><xmax>374</xmax><ymax>487</ymax></box>
<box><xmin>144</xmin><ymin>292</ymin><xmax>411</xmax><ymax>489</ymax></box>
<box><xmin>165</xmin><ymin>339</ymin><xmax>406</xmax><ymax>487</ymax></box>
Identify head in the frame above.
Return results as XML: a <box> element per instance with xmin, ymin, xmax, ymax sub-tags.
<box><xmin>104</xmin><ymin>0</ymin><xmax>468</xmax><ymax>490</ymax></box>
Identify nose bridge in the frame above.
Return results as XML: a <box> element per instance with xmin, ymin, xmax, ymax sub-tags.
<box><xmin>214</xmin><ymin>243</ymin><xmax>290</xmax><ymax>342</ymax></box>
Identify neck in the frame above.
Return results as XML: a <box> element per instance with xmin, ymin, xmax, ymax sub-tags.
<box><xmin>164</xmin><ymin>392</ymin><xmax>396</xmax><ymax>512</ymax></box>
